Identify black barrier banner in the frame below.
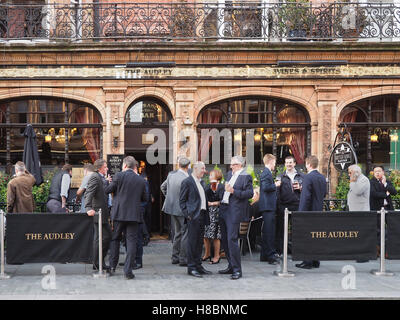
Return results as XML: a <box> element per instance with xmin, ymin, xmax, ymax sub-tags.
<box><xmin>291</xmin><ymin>212</ymin><xmax>377</xmax><ymax>261</ymax></box>
<box><xmin>6</xmin><ymin>213</ymin><xmax>93</xmax><ymax>264</ymax></box>
<box><xmin>387</xmin><ymin>212</ymin><xmax>400</xmax><ymax>259</ymax></box>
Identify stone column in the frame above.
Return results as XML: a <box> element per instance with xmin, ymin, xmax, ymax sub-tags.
<box><xmin>314</xmin><ymin>85</ymin><xmax>342</xmax><ymax>181</ymax></box>
<box><xmin>102</xmin><ymin>86</ymin><xmax>127</xmax><ymax>157</ymax></box>
<box><xmin>173</xmin><ymin>87</ymin><xmax>197</xmax><ymax>166</ymax></box>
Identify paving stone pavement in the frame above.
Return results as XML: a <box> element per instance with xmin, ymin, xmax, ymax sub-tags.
<box><xmin>0</xmin><ymin>239</ymin><xmax>400</xmax><ymax>300</ymax></box>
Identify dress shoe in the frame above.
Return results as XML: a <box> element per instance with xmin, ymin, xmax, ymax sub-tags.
<box><xmin>261</xmin><ymin>253</ymin><xmax>281</xmax><ymax>262</ymax></box>
<box><xmin>133</xmin><ymin>264</ymin><xmax>143</xmax><ymax>270</ymax></box>
<box><xmin>312</xmin><ymin>261</ymin><xmax>320</xmax><ymax>268</ymax></box>
<box><xmin>188</xmin><ymin>270</ymin><xmax>202</xmax><ymax>278</ymax></box>
<box><xmin>210</xmin><ymin>258</ymin><xmax>221</xmax><ymax>264</ymax></box>
<box><xmin>267</xmin><ymin>258</ymin><xmax>280</xmax><ymax>265</ymax></box>
<box><xmin>93</xmin><ymin>264</ymin><xmax>111</xmax><ymax>271</ymax></box>
<box><xmin>202</xmin><ymin>256</ymin><xmax>211</xmax><ymax>262</ymax></box>
<box><xmin>124</xmin><ymin>273</ymin><xmax>135</xmax><ymax>280</ymax></box>
<box><xmin>179</xmin><ymin>262</ymin><xmax>187</xmax><ymax>267</ymax></box>
<box><xmin>171</xmin><ymin>259</ymin><xmax>179</xmax><ymax>265</ymax></box>
<box><xmin>197</xmin><ymin>267</ymin><xmax>212</xmax><ymax>275</ymax></box>
<box><xmin>218</xmin><ymin>267</ymin><xmax>233</xmax><ymax>274</ymax></box>
<box><xmin>231</xmin><ymin>272</ymin><xmax>242</xmax><ymax>280</ymax></box>
<box><xmin>119</xmin><ymin>262</ymin><xmax>125</xmax><ymax>266</ymax></box>
<box><xmin>295</xmin><ymin>262</ymin><xmax>313</xmax><ymax>269</ymax></box>
<box><xmin>356</xmin><ymin>259</ymin><xmax>369</xmax><ymax>263</ymax></box>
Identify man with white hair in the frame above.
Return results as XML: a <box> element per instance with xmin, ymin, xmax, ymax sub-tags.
<box><xmin>179</xmin><ymin>161</ymin><xmax>212</xmax><ymax>278</ymax></box>
<box><xmin>347</xmin><ymin>164</ymin><xmax>370</xmax><ymax>211</ymax></box>
<box><xmin>218</xmin><ymin>155</ymin><xmax>253</xmax><ymax>280</ymax></box>
<box><xmin>7</xmin><ymin>161</ymin><xmax>36</xmax><ymax>213</ymax></box>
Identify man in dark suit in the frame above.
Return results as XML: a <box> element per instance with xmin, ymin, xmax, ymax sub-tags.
<box><xmin>84</xmin><ymin>160</ymin><xmax>112</xmax><ymax>273</ymax></box>
<box><xmin>295</xmin><ymin>155</ymin><xmax>327</xmax><ymax>269</ymax></box>
<box><xmin>369</xmin><ymin>165</ymin><xmax>397</xmax><ymax>252</ymax></box>
<box><xmin>218</xmin><ymin>156</ymin><xmax>253</xmax><ymax>280</ymax></box>
<box><xmin>179</xmin><ymin>161</ymin><xmax>212</xmax><ymax>278</ymax></box>
<box><xmin>370</xmin><ymin>165</ymin><xmax>397</xmax><ymax>211</ymax></box>
<box><xmin>105</xmin><ymin>156</ymin><xmax>148</xmax><ymax>279</ymax></box>
<box><xmin>276</xmin><ymin>155</ymin><xmax>305</xmax><ymax>255</ymax></box>
<box><xmin>259</xmin><ymin>154</ymin><xmax>280</xmax><ymax>265</ymax></box>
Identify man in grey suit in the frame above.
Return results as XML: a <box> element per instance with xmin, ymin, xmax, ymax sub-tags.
<box><xmin>160</xmin><ymin>157</ymin><xmax>190</xmax><ymax>266</ymax></box>
<box><xmin>347</xmin><ymin>164</ymin><xmax>370</xmax><ymax>211</ymax></box>
<box><xmin>85</xmin><ymin>161</ymin><xmax>112</xmax><ymax>273</ymax></box>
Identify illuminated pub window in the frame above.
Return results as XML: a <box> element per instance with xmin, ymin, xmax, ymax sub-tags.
<box><xmin>197</xmin><ymin>97</ymin><xmax>311</xmax><ymax>170</ymax></box>
<box><xmin>0</xmin><ymin>98</ymin><xmax>103</xmax><ymax>170</ymax></box>
<box><xmin>339</xmin><ymin>94</ymin><xmax>400</xmax><ymax>173</ymax></box>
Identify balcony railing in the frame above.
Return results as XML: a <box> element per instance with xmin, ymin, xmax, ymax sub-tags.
<box><xmin>0</xmin><ymin>2</ymin><xmax>400</xmax><ymax>42</ymax></box>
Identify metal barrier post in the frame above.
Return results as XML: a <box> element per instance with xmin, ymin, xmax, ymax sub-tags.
<box><xmin>93</xmin><ymin>209</ymin><xmax>108</xmax><ymax>278</ymax></box>
<box><xmin>0</xmin><ymin>210</ymin><xmax>10</xmax><ymax>279</ymax></box>
<box><xmin>274</xmin><ymin>208</ymin><xmax>295</xmax><ymax>277</ymax></box>
<box><xmin>371</xmin><ymin>207</ymin><xmax>394</xmax><ymax>276</ymax></box>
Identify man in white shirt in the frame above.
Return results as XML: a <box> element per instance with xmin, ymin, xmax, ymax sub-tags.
<box><xmin>179</xmin><ymin>161</ymin><xmax>212</xmax><ymax>278</ymax></box>
<box><xmin>218</xmin><ymin>156</ymin><xmax>253</xmax><ymax>280</ymax></box>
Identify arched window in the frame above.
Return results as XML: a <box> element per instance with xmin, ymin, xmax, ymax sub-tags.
<box><xmin>125</xmin><ymin>99</ymin><xmax>171</xmax><ymax>126</ymax></box>
<box><xmin>197</xmin><ymin>97</ymin><xmax>311</xmax><ymax>168</ymax></box>
<box><xmin>339</xmin><ymin>94</ymin><xmax>400</xmax><ymax>173</ymax></box>
<box><xmin>0</xmin><ymin>98</ymin><xmax>103</xmax><ymax>168</ymax></box>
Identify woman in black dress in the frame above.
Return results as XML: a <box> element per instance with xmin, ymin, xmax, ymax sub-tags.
<box><xmin>202</xmin><ymin>169</ymin><xmax>224</xmax><ymax>264</ymax></box>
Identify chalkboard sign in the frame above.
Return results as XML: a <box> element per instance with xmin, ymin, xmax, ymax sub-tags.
<box><xmin>107</xmin><ymin>154</ymin><xmax>124</xmax><ymax>176</ymax></box>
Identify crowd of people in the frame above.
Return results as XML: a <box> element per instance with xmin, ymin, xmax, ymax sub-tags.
<box><xmin>5</xmin><ymin>152</ymin><xmax>398</xmax><ymax>279</ymax></box>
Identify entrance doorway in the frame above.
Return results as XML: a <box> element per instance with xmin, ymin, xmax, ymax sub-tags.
<box><xmin>124</xmin><ymin>97</ymin><xmax>173</xmax><ymax>237</ymax></box>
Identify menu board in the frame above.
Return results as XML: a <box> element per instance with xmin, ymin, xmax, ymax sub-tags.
<box><xmin>71</xmin><ymin>167</ymin><xmax>84</xmax><ymax>189</ymax></box>
<box><xmin>107</xmin><ymin>154</ymin><xmax>124</xmax><ymax>176</ymax></box>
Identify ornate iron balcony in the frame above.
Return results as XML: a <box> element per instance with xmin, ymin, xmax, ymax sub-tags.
<box><xmin>0</xmin><ymin>2</ymin><xmax>399</xmax><ymax>42</ymax></box>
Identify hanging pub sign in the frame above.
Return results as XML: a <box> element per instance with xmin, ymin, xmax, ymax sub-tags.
<box><xmin>107</xmin><ymin>154</ymin><xmax>124</xmax><ymax>177</ymax></box>
<box><xmin>332</xmin><ymin>142</ymin><xmax>357</xmax><ymax>171</ymax></box>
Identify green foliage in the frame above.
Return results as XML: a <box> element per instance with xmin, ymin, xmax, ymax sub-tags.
<box><xmin>0</xmin><ymin>172</ymin><xmax>11</xmax><ymax>205</ymax></box>
<box><xmin>246</xmin><ymin>164</ymin><xmax>257</xmax><ymax>187</ymax></box>
<box><xmin>32</xmin><ymin>168</ymin><xmax>58</xmax><ymax>212</ymax></box>
<box><xmin>278</xmin><ymin>0</ymin><xmax>315</xmax><ymax>34</ymax></box>
<box><xmin>334</xmin><ymin>172</ymin><xmax>350</xmax><ymax>200</ymax></box>
<box><xmin>389</xmin><ymin>170</ymin><xmax>400</xmax><ymax>202</ymax></box>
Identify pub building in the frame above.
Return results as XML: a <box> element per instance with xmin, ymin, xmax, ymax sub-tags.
<box><xmin>1</xmin><ymin>0</ymin><xmax>400</xmax><ymax>234</ymax></box>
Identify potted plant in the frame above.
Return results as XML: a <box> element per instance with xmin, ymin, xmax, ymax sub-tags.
<box><xmin>277</xmin><ymin>0</ymin><xmax>315</xmax><ymax>41</ymax></box>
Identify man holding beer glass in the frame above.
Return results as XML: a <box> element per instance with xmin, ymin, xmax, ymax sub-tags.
<box><xmin>275</xmin><ymin>156</ymin><xmax>305</xmax><ymax>255</ymax></box>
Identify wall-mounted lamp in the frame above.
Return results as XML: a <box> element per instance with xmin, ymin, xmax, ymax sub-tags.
<box><xmin>112</xmin><ymin>118</ymin><xmax>121</xmax><ymax>148</ymax></box>
<box><xmin>183</xmin><ymin>116</ymin><xmax>193</xmax><ymax>125</ymax></box>
<box><xmin>390</xmin><ymin>131</ymin><xmax>399</xmax><ymax>142</ymax></box>
<box><xmin>45</xmin><ymin>134</ymin><xmax>52</xmax><ymax>143</ymax></box>
<box><xmin>254</xmin><ymin>133</ymin><xmax>261</xmax><ymax>142</ymax></box>
<box><xmin>371</xmin><ymin>128</ymin><xmax>381</xmax><ymax>143</ymax></box>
